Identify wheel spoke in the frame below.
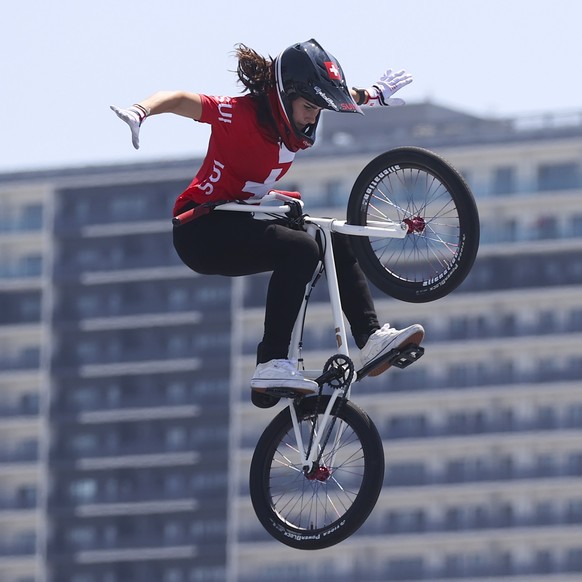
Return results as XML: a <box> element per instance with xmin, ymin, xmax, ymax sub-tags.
<box><xmin>366</xmin><ymin>167</ymin><xmax>464</xmax><ymax>282</ymax></box>
<box><xmin>250</xmin><ymin>396</ymin><xmax>385</xmax><ymax>548</ymax></box>
<box><xmin>268</xmin><ymin>416</ymin><xmax>365</xmax><ymax>530</ymax></box>
<box><xmin>346</xmin><ymin>147</ymin><xmax>479</xmax><ymax>302</ymax></box>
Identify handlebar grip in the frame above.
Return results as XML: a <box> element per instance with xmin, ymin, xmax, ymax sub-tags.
<box><xmin>172</xmin><ymin>204</ymin><xmax>215</xmax><ymax>226</ymax></box>
<box><xmin>172</xmin><ymin>208</ymin><xmax>196</xmax><ymax>226</ymax></box>
<box><xmin>269</xmin><ymin>189</ymin><xmax>302</xmax><ymax>200</ymax></box>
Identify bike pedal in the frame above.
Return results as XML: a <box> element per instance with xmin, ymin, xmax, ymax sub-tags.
<box><xmin>356</xmin><ymin>343</ymin><xmax>425</xmax><ymax>380</ymax></box>
<box><xmin>391</xmin><ymin>344</ymin><xmax>425</xmax><ymax>369</ymax></box>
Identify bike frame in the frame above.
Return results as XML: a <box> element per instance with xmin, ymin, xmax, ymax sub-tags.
<box><xmin>176</xmin><ymin>192</ymin><xmax>407</xmax><ymax>471</ymax></box>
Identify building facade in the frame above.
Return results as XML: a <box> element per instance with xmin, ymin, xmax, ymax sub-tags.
<box><xmin>231</xmin><ymin>105</ymin><xmax>582</xmax><ymax>581</ymax></box>
<box><xmin>0</xmin><ymin>162</ymin><xmax>232</xmax><ymax>582</ymax></box>
<box><xmin>1</xmin><ymin>103</ymin><xmax>582</xmax><ymax>581</ymax></box>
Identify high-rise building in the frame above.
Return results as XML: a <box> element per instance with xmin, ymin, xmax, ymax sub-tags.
<box><xmin>1</xmin><ymin>103</ymin><xmax>582</xmax><ymax>582</ymax></box>
<box><xmin>0</xmin><ymin>163</ymin><xmax>231</xmax><ymax>582</ymax></box>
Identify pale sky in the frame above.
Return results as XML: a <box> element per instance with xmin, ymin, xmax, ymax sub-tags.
<box><xmin>1</xmin><ymin>0</ymin><xmax>580</xmax><ymax>172</ymax></box>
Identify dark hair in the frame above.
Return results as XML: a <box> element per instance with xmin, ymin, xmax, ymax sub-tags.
<box><xmin>234</xmin><ymin>44</ymin><xmax>279</xmax><ymax>138</ymax></box>
<box><xmin>235</xmin><ymin>44</ymin><xmax>274</xmax><ymax>95</ymax></box>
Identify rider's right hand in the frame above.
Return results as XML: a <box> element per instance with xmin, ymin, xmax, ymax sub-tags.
<box><xmin>110</xmin><ymin>104</ymin><xmax>149</xmax><ymax>149</ymax></box>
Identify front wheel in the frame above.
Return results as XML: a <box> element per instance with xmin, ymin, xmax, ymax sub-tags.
<box><xmin>249</xmin><ymin>396</ymin><xmax>385</xmax><ymax>550</ymax></box>
<box><xmin>347</xmin><ymin>147</ymin><xmax>480</xmax><ymax>303</ymax></box>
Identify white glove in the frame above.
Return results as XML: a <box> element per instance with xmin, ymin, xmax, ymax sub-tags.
<box><xmin>110</xmin><ymin>104</ymin><xmax>149</xmax><ymax>149</ymax></box>
<box><xmin>366</xmin><ymin>69</ymin><xmax>413</xmax><ymax>107</ymax></box>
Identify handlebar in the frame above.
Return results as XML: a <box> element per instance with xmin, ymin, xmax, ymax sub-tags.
<box><xmin>171</xmin><ymin>192</ymin><xmax>407</xmax><ymax>239</ymax></box>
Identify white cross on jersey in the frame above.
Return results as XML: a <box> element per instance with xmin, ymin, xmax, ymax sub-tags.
<box><xmin>242</xmin><ymin>144</ymin><xmax>295</xmax><ymax>200</ymax></box>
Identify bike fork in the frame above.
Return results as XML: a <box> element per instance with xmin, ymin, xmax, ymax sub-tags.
<box><xmin>288</xmin><ymin>391</ymin><xmax>341</xmax><ymax>472</ymax></box>
<box><xmin>288</xmin><ymin>223</ymin><xmax>354</xmax><ymax>473</ymax></box>
<box><xmin>288</xmin><ymin>386</ymin><xmax>353</xmax><ymax>474</ymax></box>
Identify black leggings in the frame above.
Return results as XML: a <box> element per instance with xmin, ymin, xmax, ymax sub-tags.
<box><xmin>173</xmin><ymin>209</ymin><xmax>380</xmax><ymax>363</ymax></box>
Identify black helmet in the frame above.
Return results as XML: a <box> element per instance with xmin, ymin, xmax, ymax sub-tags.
<box><xmin>272</xmin><ymin>39</ymin><xmax>362</xmax><ymax>147</ymax></box>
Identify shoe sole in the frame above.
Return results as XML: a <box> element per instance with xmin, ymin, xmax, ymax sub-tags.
<box><xmin>251</xmin><ymin>390</ymin><xmax>280</xmax><ymax>409</ymax></box>
<box><xmin>367</xmin><ymin>330</ymin><xmax>424</xmax><ymax>377</ymax></box>
<box><xmin>252</xmin><ymin>386</ymin><xmax>316</xmax><ymax>397</ymax></box>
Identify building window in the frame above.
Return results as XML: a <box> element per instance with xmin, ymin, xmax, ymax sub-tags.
<box><xmin>163</xmin><ymin>520</ymin><xmax>184</xmax><ymax>545</ymax></box>
<box><xmin>537</xmin><ymin>161</ymin><xmax>579</xmax><ymax>191</ymax></box>
<box><xmin>388</xmin><ymin>462</ymin><xmax>426</xmax><ymax>486</ymax></box>
<box><xmin>536</xmin><ymin>454</ymin><xmax>557</xmax><ymax>477</ymax></box>
<box><xmin>164</xmin><ymin>472</ymin><xmax>185</xmax><ymax>495</ymax></box>
<box><xmin>168</xmin><ymin>335</ymin><xmax>189</xmax><ymax>357</ymax></box>
<box><xmin>22</xmin><ymin>255</ymin><xmax>43</xmax><ymax>277</ymax></box>
<box><xmin>70</xmin><ymin>386</ymin><xmax>98</xmax><ymax>410</ymax></box>
<box><xmin>567</xmin><ymin>404</ymin><xmax>582</xmax><ymax>427</ymax></box>
<box><xmin>71</xmin><ymin>433</ymin><xmax>99</xmax><ymax>454</ymax></box>
<box><xmin>386</xmin><ymin>414</ymin><xmax>427</xmax><ymax>438</ymax></box>
<box><xmin>386</xmin><ymin>557</ymin><xmax>424</xmax><ymax>580</ymax></box>
<box><xmin>571</xmin><ymin>214</ymin><xmax>582</xmax><ymax>236</ymax></box>
<box><xmin>535</xmin><ymin>550</ymin><xmax>556</xmax><ymax>573</ymax></box>
<box><xmin>566</xmin><ymin>548</ymin><xmax>582</xmax><ymax>571</ymax></box>
<box><xmin>536</xmin><ymin>215</ymin><xmax>558</xmax><ymax>240</ymax></box>
<box><xmin>492</xmin><ymin>166</ymin><xmax>516</xmax><ymax>195</ymax></box>
<box><xmin>21</xmin><ymin>203</ymin><xmax>43</xmax><ymax>229</ymax></box>
<box><xmin>165</xmin><ymin>426</ymin><xmax>187</xmax><ymax>450</ymax></box>
<box><xmin>68</xmin><ymin>525</ymin><xmax>96</xmax><ymax>549</ymax></box>
<box><xmin>387</xmin><ymin>509</ymin><xmax>425</xmax><ymax>533</ymax></box>
<box><xmin>77</xmin><ymin>294</ymin><xmax>99</xmax><ymax>317</ymax></box>
<box><xmin>567</xmin><ymin>453</ymin><xmax>582</xmax><ymax>476</ymax></box>
<box><xmin>164</xmin><ymin>569</ymin><xmax>185</xmax><ymax>582</ymax></box>
<box><xmin>535</xmin><ymin>500</ymin><xmax>555</xmax><ymax>524</ymax></box>
<box><xmin>20</xmin><ymin>295</ymin><xmax>42</xmax><ymax>320</ymax></box>
<box><xmin>324</xmin><ymin>179</ymin><xmax>348</xmax><ymax>207</ymax></box>
<box><xmin>102</xmin><ymin>525</ymin><xmax>117</xmax><ymax>548</ymax></box>
<box><xmin>567</xmin><ymin>499</ymin><xmax>582</xmax><ymax>522</ymax></box>
<box><xmin>77</xmin><ymin>340</ymin><xmax>99</xmax><ymax>363</ymax></box>
<box><xmin>168</xmin><ymin>288</ymin><xmax>189</xmax><ymax>310</ymax></box>
<box><xmin>110</xmin><ymin>196</ymin><xmax>147</xmax><ymax>221</ymax></box>
<box><xmin>166</xmin><ymin>381</ymin><xmax>188</xmax><ymax>404</ymax></box>
<box><xmin>16</xmin><ymin>485</ymin><xmax>37</xmax><ymax>508</ymax></box>
<box><xmin>74</xmin><ymin>201</ymin><xmax>91</xmax><ymax>223</ymax></box>
<box><xmin>187</xmin><ymin>567</ymin><xmax>225</xmax><ymax>581</ymax></box>
<box><xmin>448</xmin><ymin>364</ymin><xmax>472</xmax><ymax>388</ymax></box>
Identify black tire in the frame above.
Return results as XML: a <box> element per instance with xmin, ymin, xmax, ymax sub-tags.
<box><xmin>347</xmin><ymin>147</ymin><xmax>480</xmax><ymax>303</ymax></box>
<box><xmin>249</xmin><ymin>395</ymin><xmax>384</xmax><ymax>550</ymax></box>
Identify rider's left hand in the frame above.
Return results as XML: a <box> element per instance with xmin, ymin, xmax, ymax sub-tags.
<box><xmin>110</xmin><ymin>104</ymin><xmax>149</xmax><ymax>149</ymax></box>
<box><xmin>366</xmin><ymin>69</ymin><xmax>413</xmax><ymax>107</ymax></box>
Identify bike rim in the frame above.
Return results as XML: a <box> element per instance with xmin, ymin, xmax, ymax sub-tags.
<box><xmin>267</xmin><ymin>415</ymin><xmax>366</xmax><ymax>531</ymax></box>
<box><xmin>365</xmin><ymin>165</ymin><xmax>463</xmax><ymax>284</ymax></box>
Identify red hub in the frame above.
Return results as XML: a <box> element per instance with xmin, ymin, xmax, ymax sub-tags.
<box><xmin>305</xmin><ymin>465</ymin><xmax>332</xmax><ymax>482</ymax></box>
<box><xmin>403</xmin><ymin>216</ymin><xmax>426</xmax><ymax>234</ymax></box>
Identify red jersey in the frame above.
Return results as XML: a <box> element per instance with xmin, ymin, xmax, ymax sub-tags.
<box><xmin>173</xmin><ymin>94</ymin><xmax>296</xmax><ymax>214</ymax></box>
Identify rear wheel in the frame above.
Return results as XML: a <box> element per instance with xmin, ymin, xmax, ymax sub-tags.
<box><xmin>249</xmin><ymin>395</ymin><xmax>385</xmax><ymax>550</ymax></box>
<box><xmin>347</xmin><ymin>146</ymin><xmax>480</xmax><ymax>302</ymax></box>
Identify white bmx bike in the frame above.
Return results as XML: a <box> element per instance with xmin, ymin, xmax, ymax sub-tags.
<box><xmin>173</xmin><ymin>146</ymin><xmax>480</xmax><ymax>549</ymax></box>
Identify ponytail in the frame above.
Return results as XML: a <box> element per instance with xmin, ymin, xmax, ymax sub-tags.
<box><xmin>234</xmin><ymin>44</ymin><xmax>281</xmax><ymax>142</ymax></box>
<box><xmin>235</xmin><ymin>44</ymin><xmax>274</xmax><ymax>95</ymax></box>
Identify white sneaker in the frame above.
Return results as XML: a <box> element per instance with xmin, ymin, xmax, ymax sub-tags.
<box><xmin>360</xmin><ymin>323</ymin><xmax>425</xmax><ymax>377</ymax></box>
<box><xmin>251</xmin><ymin>359</ymin><xmax>318</xmax><ymax>395</ymax></box>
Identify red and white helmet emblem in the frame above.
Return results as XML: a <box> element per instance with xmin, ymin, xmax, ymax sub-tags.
<box><xmin>324</xmin><ymin>61</ymin><xmax>341</xmax><ymax>80</ymax></box>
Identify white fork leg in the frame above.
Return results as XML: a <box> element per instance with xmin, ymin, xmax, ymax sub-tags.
<box><xmin>288</xmin><ymin>222</ymin><xmax>353</xmax><ymax>471</ymax></box>
<box><xmin>289</xmin><ymin>389</ymin><xmax>344</xmax><ymax>471</ymax></box>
